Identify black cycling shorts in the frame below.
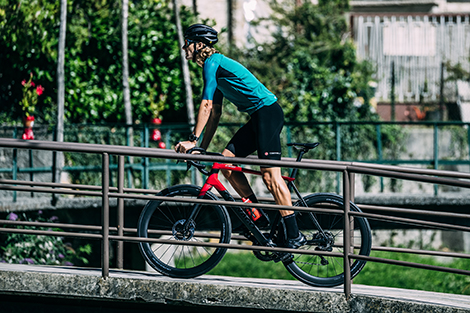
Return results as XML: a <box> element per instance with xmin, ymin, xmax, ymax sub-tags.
<box><xmin>226</xmin><ymin>102</ymin><xmax>284</xmax><ymax>163</ymax></box>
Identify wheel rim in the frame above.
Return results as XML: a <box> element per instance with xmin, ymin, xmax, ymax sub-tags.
<box><xmin>139</xmin><ymin>187</ymin><xmax>230</xmax><ymax>277</ymax></box>
<box><xmin>287</xmin><ymin>195</ymin><xmax>371</xmax><ymax>287</ymax></box>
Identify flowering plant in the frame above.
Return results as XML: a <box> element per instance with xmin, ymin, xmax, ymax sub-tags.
<box><xmin>1</xmin><ymin>211</ymin><xmax>91</xmax><ymax>266</ymax></box>
<box><xmin>20</xmin><ymin>73</ymin><xmax>44</xmax><ymax>117</ymax></box>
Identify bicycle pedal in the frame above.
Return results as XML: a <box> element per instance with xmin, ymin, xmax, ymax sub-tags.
<box><xmin>274</xmin><ymin>252</ymin><xmax>293</xmax><ymax>263</ymax></box>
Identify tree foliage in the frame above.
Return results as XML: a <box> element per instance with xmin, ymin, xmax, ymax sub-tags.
<box><xmin>223</xmin><ymin>0</ymin><xmax>404</xmax><ymax>192</ymax></box>
<box><xmin>227</xmin><ymin>0</ymin><xmax>397</xmax><ymax>163</ymax></box>
<box><xmin>235</xmin><ymin>0</ymin><xmax>375</xmax><ymax>123</ymax></box>
<box><xmin>0</xmin><ymin>0</ymin><xmax>201</xmax><ymax>125</ymax></box>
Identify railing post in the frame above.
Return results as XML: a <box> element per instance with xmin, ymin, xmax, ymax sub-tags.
<box><xmin>29</xmin><ymin>149</ymin><xmax>34</xmax><ymax>198</ymax></box>
<box><xmin>117</xmin><ymin>155</ymin><xmax>125</xmax><ymax>269</ymax></box>
<box><xmin>376</xmin><ymin>124</ymin><xmax>384</xmax><ymax>192</ymax></box>
<box><xmin>336</xmin><ymin>122</ymin><xmax>341</xmax><ymax>194</ymax></box>
<box><xmin>165</xmin><ymin>129</ymin><xmax>171</xmax><ymax>187</ymax></box>
<box><xmin>126</xmin><ymin>125</ymin><xmax>132</xmax><ymax>189</ymax></box>
<box><xmin>102</xmin><ymin>153</ymin><xmax>110</xmax><ymax>278</ymax></box>
<box><xmin>343</xmin><ymin>169</ymin><xmax>352</xmax><ymax>299</ymax></box>
<box><xmin>12</xmin><ymin>127</ymin><xmax>18</xmax><ymax>203</ymax></box>
<box><xmin>144</xmin><ymin>124</ymin><xmax>149</xmax><ymax>190</ymax></box>
<box><xmin>433</xmin><ymin>123</ymin><xmax>439</xmax><ymax>196</ymax></box>
<box><xmin>391</xmin><ymin>60</ymin><xmax>396</xmax><ymax>121</ymax></box>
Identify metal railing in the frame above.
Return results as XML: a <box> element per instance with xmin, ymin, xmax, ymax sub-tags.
<box><xmin>0</xmin><ymin>138</ymin><xmax>469</xmax><ymax>298</ymax></box>
<box><xmin>2</xmin><ymin>120</ymin><xmax>470</xmax><ymax>202</ymax></box>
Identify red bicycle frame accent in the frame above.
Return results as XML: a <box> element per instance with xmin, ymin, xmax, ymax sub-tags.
<box><xmin>198</xmin><ymin>162</ymin><xmax>295</xmax><ymax>197</ymax></box>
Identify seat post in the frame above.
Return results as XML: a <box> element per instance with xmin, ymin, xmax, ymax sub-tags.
<box><xmin>288</xmin><ymin>149</ymin><xmax>306</xmax><ymax>181</ymax></box>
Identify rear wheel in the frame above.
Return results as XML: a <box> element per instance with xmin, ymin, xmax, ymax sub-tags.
<box><xmin>284</xmin><ymin>193</ymin><xmax>371</xmax><ymax>287</ymax></box>
<box><xmin>137</xmin><ymin>184</ymin><xmax>232</xmax><ymax>278</ymax></box>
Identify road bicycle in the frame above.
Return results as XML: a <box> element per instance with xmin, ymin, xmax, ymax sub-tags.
<box><xmin>137</xmin><ymin>142</ymin><xmax>372</xmax><ymax>287</ymax></box>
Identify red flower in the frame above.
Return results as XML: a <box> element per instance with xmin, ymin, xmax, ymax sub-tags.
<box><xmin>36</xmin><ymin>85</ymin><xmax>44</xmax><ymax>96</ymax></box>
<box><xmin>21</xmin><ymin>80</ymin><xmax>26</xmax><ymax>86</ymax></box>
<box><xmin>31</xmin><ymin>82</ymin><xmax>36</xmax><ymax>87</ymax></box>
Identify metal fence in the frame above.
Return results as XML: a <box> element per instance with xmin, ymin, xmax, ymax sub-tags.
<box><xmin>0</xmin><ymin>138</ymin><xmax>469</xmax><ymax>298</ymax></box>
<box><xmin>352</xmin><ymin>13</ymin><xmax>470</xmax><ymax>103</ymax></box>
<box><xmin>2</xmin><ymin>121</ymin><xmax>470</xmax><ymax>202</ymax></box>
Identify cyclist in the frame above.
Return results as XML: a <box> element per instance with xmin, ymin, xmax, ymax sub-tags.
<box><xmin>175</xmin><ymin>24</ymin><xmax>306</xmax><ymax>249</ymax></box>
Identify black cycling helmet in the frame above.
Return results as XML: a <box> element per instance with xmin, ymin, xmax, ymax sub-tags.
<box><xmin>184</xmin><ymin>24</ymin><xmax>218</xmax><ymax>46</ymax></box>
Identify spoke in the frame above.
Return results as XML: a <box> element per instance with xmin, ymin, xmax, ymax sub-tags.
<box><xmin>195</xmin><ymin>205</ymin><xmax>213</xmax><ymax>227</ymax></box>
<box><xmin>156</xmin><ymin>205</ymin><xmax>176</xmax><ymax>227</ymax></box>
<box><xmin>174</xmin><ymin>246</ymin><xmax>184</xmax><ymax>268</ymax></box>
<box><xmin>168</xmin><ymin>202</ymin><xmax>180</xmax><ymax>224</ymax></box>
<box><xmin>192</xmin><ymin>242</ymin><xmax>205</xmax><ymax>265</ymax></box>
<box><xmin>153</xmin><ymin>242</ymin><xmax>176</xmax><ymax>266</ymax></box>
<box><xmin>193</xmin><ymin>237</ymin><xmax>214</xmax><ymax>256</ymax></box>
<box><xmin>185</xmin><ymin>245</ymin><xmax>196</xmax><ymax>267</ymax></box>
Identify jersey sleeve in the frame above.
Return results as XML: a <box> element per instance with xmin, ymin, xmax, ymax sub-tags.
<box><xmin>202</xmin><ymin>59</ymin><xmax>219</xmax><ymax>101</ymax></box>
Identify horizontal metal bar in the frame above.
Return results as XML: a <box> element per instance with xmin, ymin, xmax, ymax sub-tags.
<box><xmin>108</xmin><ymin>235</ymin><xmax>345</xmax><ymax>257</ymax></box>
<box><xmin>0</xmin><ymin>138</ymin><xmax>345</xmax><ymax>171</ymax></box>
<box><xmin>0</xmin><ymin>184</ymin><xmax>102</xmax><ymax>196</ymax></box>
<box><xmin>359</xmin><ymin>204</ymin><xmax>470</xmax><ymax>219</ymax></box>
<box><xmin>350</xmin><ymin>162</ymin><xmax>470</xmax><ymax>179</ymax></box>
<box><xmin>371</xmin><ymin>246</ymin><xmax>470</xmax><ymax>259</ymax></box>
<box><xmin>0</xmin><ymin>227</ymin><xmax>102</xmax><ymax>239</ymax></box>
<box><xmin>0</xmin><ymin>219</ymin><xmax>117</xmax><ymax>232</ymax></box>
<box><xmin>351</xmin><ymin>254</ymin><xmax>470</xmax><ymax>276</ymax></box>
<box><xmin>3</xmin><ymin>138</ymin><xmax>470</xmax><ymax>182</ymax></box>
<box><xmin>351</xmin><ymin>211</ymin><xmax>470</xmax><ymax>232</ymax></box>
<box><xmin>348</xmin><ymin>165</ymin><xmax>470</xmax><ymax>188</ymax></box>
<box><xmin>0</xmin><ymin>178</ymin><xmax>110</xmax><ymax>191</ymax></box>
<box><xmin>109</xmin><ymin>192</ymin><xmax>345</xmax><ymax>214</ymax></box>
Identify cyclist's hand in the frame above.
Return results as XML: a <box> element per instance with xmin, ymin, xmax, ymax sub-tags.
<box><xmin>175</xmin><ymin>140</ymin><xmax>196</xmax><ymax>154</ymax></box>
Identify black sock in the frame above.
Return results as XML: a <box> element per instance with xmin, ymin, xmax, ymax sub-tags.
<box><xmin>283</xmin><ymin>214</ymin><xmax>299</xmax><ymax>239</ymax></box>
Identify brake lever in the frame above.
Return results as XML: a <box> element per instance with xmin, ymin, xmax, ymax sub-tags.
<box><xmin>184</xmin><ymin>147</ymin><xmax>210</xmax><ymax>175</ymax></box>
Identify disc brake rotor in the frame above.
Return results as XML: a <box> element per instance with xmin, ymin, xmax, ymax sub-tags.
<box><xmin>172</xmin><ymin>219</ymin><xmax>196</xmax><ymax>241</ymax></box>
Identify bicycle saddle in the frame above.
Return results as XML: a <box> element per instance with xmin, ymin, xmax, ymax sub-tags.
<box><xmin>287</xmin><ymin>142</ymin><xmax>320</xmax><ymax>150</ymax></box>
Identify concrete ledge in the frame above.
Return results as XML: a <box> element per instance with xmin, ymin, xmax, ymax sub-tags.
<box><xmin>0</xmin><ymin>264</ymin><xmax>469</xmax><ymax>313</ymax></box>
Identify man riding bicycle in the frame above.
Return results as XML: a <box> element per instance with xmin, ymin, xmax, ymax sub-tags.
<box><xmin>175</xmin><ymin>24</ymin><xmax>305</xmax><ymax>249</ymax></box>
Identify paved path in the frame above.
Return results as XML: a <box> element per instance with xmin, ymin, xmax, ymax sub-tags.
<box><xmin>0</xmin><ymin>263</ymin><xmax>469</xmax><ymax>312</ymax></box>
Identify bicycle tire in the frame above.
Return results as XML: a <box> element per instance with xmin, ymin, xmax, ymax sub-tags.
<box><xmin>284</xmin><ymin>193</ymin><xmax>371</xmax><ymax>287</ymax></box>
<box><xmin>137</xmin><ymin>184</ymin><xmax>232</xmax><ymax>278</ymax></box>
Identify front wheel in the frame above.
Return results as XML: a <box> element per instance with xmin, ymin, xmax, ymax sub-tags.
<box><xmin>284</xmin><ymin>193</ymin><xmax>371</xmax><ymax>287</ymax></box>
<box><xmin>137</xmin><ymin>184</ymin><xmax>232</xmax><ymax>278</ymax></box>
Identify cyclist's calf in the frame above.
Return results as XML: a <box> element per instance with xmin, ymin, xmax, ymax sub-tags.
<box><xmin>260</xmin><ymin>167</ymin><xmax>293</xmax><ymax>217</ymax></box>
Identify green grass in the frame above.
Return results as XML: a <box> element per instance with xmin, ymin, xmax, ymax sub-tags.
<box><xmin>206</xmin><ymin>251</ymin><xmax>470</xmax><ymax>295</ymax></box>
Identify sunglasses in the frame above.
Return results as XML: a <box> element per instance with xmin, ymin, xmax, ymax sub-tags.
<box><xmin>182</xmin><ymin>39</ymin><xmax>196</xmax><ymax>49</ymax></box>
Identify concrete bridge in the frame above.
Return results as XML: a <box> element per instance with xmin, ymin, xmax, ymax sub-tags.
<box><xmin>1</xmin><ymin>263</ymin><xmax>469</xmax><ymax>313</ymax></box>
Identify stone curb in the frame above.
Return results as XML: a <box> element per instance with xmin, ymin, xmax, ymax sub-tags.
<box><xmin>0</xmin><ymin>264</ymin><xmax>469</xmax><ymax>313</ymax></box>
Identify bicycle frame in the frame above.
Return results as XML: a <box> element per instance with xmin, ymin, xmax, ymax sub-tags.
<box><xmin>184</xmin><ymin>144</ymin><xmax>326</xmax><ymax>251</ymax></box>
<box><xmin>198</xmin><ymin>163</ymin><xmax>295</xmax><ymax>197</ymax></box>
<box><xmin>184</xmin><ymin>162</ymin><xmax>305</xmax><ymax>249</ymax></box>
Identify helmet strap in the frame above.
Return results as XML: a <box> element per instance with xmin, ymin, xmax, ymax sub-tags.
<box><xmin>192</xmin><ymin>42</ymin><xmax>198</xmax><ymax>62</ymax></box>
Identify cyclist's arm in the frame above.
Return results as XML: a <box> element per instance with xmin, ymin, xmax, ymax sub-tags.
<box><xmin>175</xmin><ymin>59</ymin><xmax>220</xmax><ymax>153</ymax></box>
<box><xmin>200</xmin><ymin>101</ymin><xmax>222</xmax><ymax>150</ymax></box>
<box><xmin>192</xmin><ymin>99</ymin><xmax>213</xmax><ymax>140</ymax></box>
<box><xmin>175</xmin><ymin>99</ymin><xmax>212</xmax><ymax>153</ymax></box>
<box><xmin>196</xmin><ymin>60</ymin><xmax>222</xmax><ymax>149</ymax></box>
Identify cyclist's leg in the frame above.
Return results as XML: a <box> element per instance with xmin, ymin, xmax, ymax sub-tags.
<box><xmin>221</xmin><ymin>119</ymin><xmax>257</xmax><ymax>198</ymax></box>
<box><xmin>259</xmin><ymin>167</ymin><xmax>292</xmax><ymax>216</ymax></box>
<box><xmin>221</xmin><ymin>149</ymin><xmax>254</xmax><ymax>197</ymax></box>
<box><xmin>254</xmin><ymin>103</ymin><xmax>305</xmax><ymax>247</ymax></box>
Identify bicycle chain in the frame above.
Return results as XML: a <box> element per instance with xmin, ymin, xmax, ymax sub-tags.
<box><xmin>294</xmin><ymin>260</ymin><xmax>324</xmax><ymax>266</ymax></box>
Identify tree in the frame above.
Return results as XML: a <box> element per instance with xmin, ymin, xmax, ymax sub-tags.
<box><xmin>0</xmin><ymin>0</ymin><xmax>201</xmax><ymax>125</ymax></box>
<box><xmin>229</xmin><ymin>0</ymin><xmax>398</xmax><ymax>164</ymax></box>
<box><xmin>173</xmin><ymin>0</ymin><xmax>195</xmax><ymax>125</ymax></box>
<box><xmin>53</xmin><ymin>0</ymin><xmax>67</xmax><ymax>204</ymax></box>
<box><xmin>0</xmin><ymin>0</ymin><xmax>59</xmax><ymax>124</ymax></box>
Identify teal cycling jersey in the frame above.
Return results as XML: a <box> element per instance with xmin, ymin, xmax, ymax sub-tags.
<box><xmin>202</xmin><ymin>53</ymin><xmax>278</xmax><ymax>115</ymax></box>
